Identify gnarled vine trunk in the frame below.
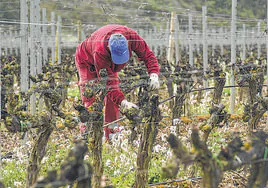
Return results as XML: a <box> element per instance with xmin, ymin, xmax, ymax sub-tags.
<box><xmin>26</xmin><ymin>123</ymin><xmax>53</xmax><ymax>187</ymax></box>
<box><xmin>134</xmin><ymin>94</ymin><xmax>161</xmax><ymax>188</ymax></box>
<box><xmin>88</xmin><ymin>102</ymin><xmax>104</xmax><ymax>188</ymax></box>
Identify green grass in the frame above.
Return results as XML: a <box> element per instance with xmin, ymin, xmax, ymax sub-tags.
<box><xmin>39</xmin><ymin>140</ymin><xmax>70</xmax><ymax>176</ymax></box>
<box><xmin>0</xmin><ymin>84</ymin><xmax>256</xmax><ymax>187</ymax></box>
<box><xmin>101</xmin><ymin>143</ymin><xmax>170</xmax><ymax>187</ymax></box>
<box><xmin>67</xmin><ymin>86</ymin><xmax>80</xmax><ymax>98</ymax></box>
<box><xmin>0</xmin><ymin>117</ymin><xmax>248</xmax><ymax>187</ymax></box>
<box><xmin>0</xmin><ymin>138</ymin><xmax>70</xmax><ymax>187</ymax></box>
<box><xmin>0</xmin><ymin>160</ymin><xmax>26</xmax><ymax>187</ymax></box>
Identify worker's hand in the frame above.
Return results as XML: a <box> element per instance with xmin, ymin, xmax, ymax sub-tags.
<box><xmin>148</xmin><ymin>73</ymin><xmax>160</xmax><ymax>91</ymax></box>
<box><xmin>120</xmin><ymin>99</ymin><xmax>141</xmax><ymax>122</ymax></box>
<box><xmin>120</xmin><ymin>99</ymin><xmax>139</xmax><ymax>110</ymax></box>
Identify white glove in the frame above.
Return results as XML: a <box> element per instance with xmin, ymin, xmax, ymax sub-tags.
<box><xmin>148</xmin><ymin>73</ymin><xmax>160</xmax><ymax>90</ymax></box>
<box><xmin>120</xmin><ymin>99</ymin><xmax>139</xmax><ymax>110</ymax></box>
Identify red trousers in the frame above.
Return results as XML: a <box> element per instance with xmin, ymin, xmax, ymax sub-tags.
<box><xmin>76</xmin><ymin>58</ymin><xmax>121</xmax><ymax>139</ymax></box>
<box><xmin>83</xmin><ymin>94</ymin><xmax>119</xmax><ymax>123</ymax></box>
<box><xmin>84</xmin><ymin>95</ymin><xmax>119</xmax><ymax>140</ymax></box>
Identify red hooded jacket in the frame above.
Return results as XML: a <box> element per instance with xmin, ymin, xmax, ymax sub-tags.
<box><xmin>75</xmin><ymin>24</ymin><xmax>160</xmax><ymax>107</ymax></box>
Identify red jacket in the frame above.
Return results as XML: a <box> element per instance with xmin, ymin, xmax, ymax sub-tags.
<box><xmin>75</xmin><ymin>24</ymin><xmax>160</xmax><ymax>106</ymax></box>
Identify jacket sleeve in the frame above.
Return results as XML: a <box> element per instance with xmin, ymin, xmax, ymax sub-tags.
<box><xmin>105</xmin><ymin>67</ymin><xmax>125</xmax><ymax>106</ymax></box>
<box><xmin>130</xmin><ymin>31</ymin><xmax>160</xmax><ymax>75</ymax></box>
<box><xmin>75</xmin><ymin>56</ymin><xmax>97</xmax><ymax>108</ymax></box>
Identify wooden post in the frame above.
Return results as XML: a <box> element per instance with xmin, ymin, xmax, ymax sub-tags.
<box><xmin>6</xmin><ymin>31</ymin><xmax>10</xmax><ymax>55</ymax></box>
<box><xmin>242</xmin><ymin>24</ymin><xmax>246</xmax><ymax>60</ymax></box>
<box><xmin>246</xmin><ymin>28</ymin><xmax>249</xmax><ymax>54</ymax></box>
<box><xmin>196</xmin><ymin>29</ymin><xmax>201</xmax><ymax>55</ymax></box>
<box><xmin>150</xmin><ymin>28</ymin><xmax>154</xmax><ymax>51</ymax></box>
<box><xmin>56</xmin><ymin>15</ymin><xmax>62</xmax><ymax>64</ymax></box>
<box><xmin>230</xmin><ymin>0</ymin><xmax>237</xmax><ymax>114</ymax></box>
<box><xmin>42</xmin><ymin>8</ymin><xmax>48</xmax><ymax>65</ymax></box>
<box><xmin>167</xmin><ymin>12</ymin><xmax>175</xmax><ymax>65</ymax></box>
<box><xmin>30</xmin><ymin>0</ymin><xmax>38</xmax><ymax>114</ymax></box>
<box><xmin>81</xmin><ymin>30</ymin><xmax>86</xmax><ymax>41</ymax></box>
<box><xmin>20</xmin><ymin>0</ymin><xmax>29</xmax><ymax>93</ymax></box>
<box><xmin>251</xmin><ymin>28</ymin><xmax>254</xmax><ymax>52</ymax></box>
<box><xmin>16</xmin><ymin>31</ymin><xmax>19</xmax><ymax>56</ymax></box>
<box><xmin>77</xmin><ymin>20</ymin><xmax>82</xmax><ymax>43</ymax></box>
<box><xmin>166</xmin><ymin>19</ymin><xmax>170</xmax><ymax>56</ymax></box>
<box><xmin>51</xmin><ymin>12</ymin><xmax>56</xmax><ymax>64</ymax></box>
<box><xmin>188</xmin><ymin>12</ymin><xmax>193</xmax><ymax>66</ymax></box>
<box><xmin>9</xmin><ymin>31</ymin><xmax>12</xmax><ymax>55</ymax></box>
<box><xmin>174</xmin><ymin>14</ymin><xmax>180</xmax><ymax>64</ymax></box>
<box><xmin>4</xmin><ymin>32</ymin><xmax>7</xmax><ymax>56</ymax></box>
<box><xmin>238</xmin><ymin>24</ymin><xmax>247</xmax><ymax>103</ymax></box>
<box><xmin>202</xmin><ymin>6</ymin><xmax>208</xmax><ymax>88</ymax></box>
<box><xmin>257</xmin><ymin>22</ymin><xmax>261</xmax><ymax>58</ymax></box>
<box><xmin>35</xmin><ymin>0</ymin><xmax>42</xmax><ymax>74</ymax></box>
<box><xmin>158</xmin><ymin>26</ymin><xmax>162</xmax><ymax>55</ymax></box>
<box><xmin>211</xmin><ymin>29</ymin><xmax>216</xmax><ymax>57</ymax></box>
<box><xmin>219</xmin><ymin>27</ymin><xmax>224</xmax><ymax>56</ymax></box>
<box><xmin>153</xmin><ymin>26</ymin><xmax>157</xmax><ymax>54</ymax></box>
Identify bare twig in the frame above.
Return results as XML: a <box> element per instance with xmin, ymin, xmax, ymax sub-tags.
<box><xmin>103</xmin><ymin>116</ymin><xmax>127</xmax><ymax>127</ymax></box>
<box><xmin>230</xmin><ymin>170</ymin><xmax>247</xmax><ymax>181</ymax></box>
<box><xmin>148</xmin><ymin>177</ymin><xmax>202</xmax><ymax>186</ymax></box>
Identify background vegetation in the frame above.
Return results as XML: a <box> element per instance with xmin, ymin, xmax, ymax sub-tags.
<box><xmin>0</xmin><ymin>0</ymin><xmax>267</xmax><ymax>31</ymax></box>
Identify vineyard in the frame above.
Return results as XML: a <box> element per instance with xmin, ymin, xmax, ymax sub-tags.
<box><xmin>1</xmin><ymin>0</ymin><xmax>268</xmax><ymax>188</ymax></box>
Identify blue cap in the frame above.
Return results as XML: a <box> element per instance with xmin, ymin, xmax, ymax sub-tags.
<box><xmin>108</xmin><ymin>33</ymin><xmax>129</xmax><ymax>64</ymax></box>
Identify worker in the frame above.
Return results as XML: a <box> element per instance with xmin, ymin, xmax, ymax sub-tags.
<box><xmin>75</xmin><ymin>24</ymin><xmax>160</xmax><ymax>140</ymax></box>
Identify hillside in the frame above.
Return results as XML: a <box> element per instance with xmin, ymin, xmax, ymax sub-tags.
<box><xmin>39</xmin><ymin>0</ymin><xmax>268</xmax><ymax>25</ymax></box>
<box><xmin>0</xmin><ymin>0</ymin><xmax>267</xmax><ymax>30</ymax></box>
